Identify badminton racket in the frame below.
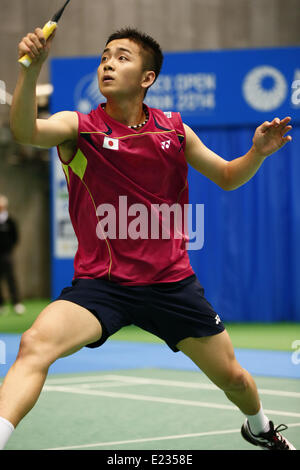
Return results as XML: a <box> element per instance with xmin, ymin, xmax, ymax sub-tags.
<box><xmin>18</xmin><ymin>0</ymin><xmax>72</xmax><ymax>68</ymax></box>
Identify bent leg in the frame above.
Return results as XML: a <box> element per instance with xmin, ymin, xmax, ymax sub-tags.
<box><xmin>176</xmin><ymin>330</ymin><xmax>260</xmax><ymax>415</ymax></box>
<box><xmin>0</xmin><ymin>300</ymin><xmax>102</xmax><ymax>427</ymax></box>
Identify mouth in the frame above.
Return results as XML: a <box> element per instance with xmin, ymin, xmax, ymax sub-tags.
<box><xmin>102</xmin><ymin>75</ymin><xmax>114</xmax><ymax>83</ymax></box>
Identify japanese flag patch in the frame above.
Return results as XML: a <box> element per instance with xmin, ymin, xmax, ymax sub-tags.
<box><xmin>103</xmin><ymin>136</ymin><xmax>119</xmax><ymax>150</ymax></box>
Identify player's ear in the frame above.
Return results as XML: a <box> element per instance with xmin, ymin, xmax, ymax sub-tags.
<box><xmin>141</xmin><ymin>70</ymin><xmax>156</xmax><ymax>92</ymax></box>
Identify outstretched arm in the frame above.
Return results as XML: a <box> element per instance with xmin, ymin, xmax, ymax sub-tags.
<box><xmin>10</xmin><ymin>28</ymin><xmax>78</xmax><ymax>152</ymax></box>
<box><xmin>184</xmin><ymin>117</ymin><xmax>292</xmax><ymax>191</ymax></box>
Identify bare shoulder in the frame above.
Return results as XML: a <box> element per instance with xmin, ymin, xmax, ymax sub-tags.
<box><xmin>183</xmin><ymin>122</ymin><xmax>203</xmax><ymax>157</ymax></box>
<box><xmin>49</xmin><ymin>111</ymin><xmax>79</xmax><ymax>164</ymax></box>
<box><xmin>48</xmin><ymin>110</ymin><xmax>78</xmax><ymax>134</ymax></box>
<box><xmin>49</xmin><ymin>110</ymin><xmax>78</xmax><ymax>123</ymax></box>
<box><xmin>33</xmin><ymin>111</ymin><xmax>79</xmax><ymax>153</ymax></box>
<box><xmin>182</xmin><ymin>122</ymin><xmax>228</xmax><ymax>190</ymax></box>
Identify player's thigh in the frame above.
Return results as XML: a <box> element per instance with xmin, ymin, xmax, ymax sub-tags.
<box><xmin>22</xmin><ymin>300</ymin><xmax>102</xmax><ymax>363</ymax></box>
<box><xmin>176</xmin><ymin>330</ymin><xmax>244</xmax><ymax>389</ymax></box>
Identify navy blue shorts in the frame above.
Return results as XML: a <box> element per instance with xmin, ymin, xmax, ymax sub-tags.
<box><xmin>56</xmin><ymin>274</ymin><xmax>225</xmax><ymax>352</ymax></box>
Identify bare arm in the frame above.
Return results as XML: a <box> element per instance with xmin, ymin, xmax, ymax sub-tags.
<box><xmin>184</xmin><ymin>118</ymin><xmax>292</xmax><ymax>191</ymax></box>
<box><xmin>183</xmin><ymin>124</ymin><xmax>229</xmax><ymax>190</ymax></box>
<box><xmin>10</xmin><ymin>28</ymin><xmax>78</xmax><ymax>152</ymax></box>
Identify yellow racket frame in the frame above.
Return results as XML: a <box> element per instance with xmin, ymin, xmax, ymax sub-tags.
<box><xmin>18</xmin><ymin>21</ymin><xmax>57</xmax><ymax>68</ymax></box>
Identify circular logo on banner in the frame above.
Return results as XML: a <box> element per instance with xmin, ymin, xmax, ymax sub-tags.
<box><xmin>74</xmin><ymin>71</ymin><xmax>104</xmax><ymax>113</ymax></box>
<box><xmin>243</xmin><ymin>66</ymin><xmax>287</xmax><ymax>111</ymax></box>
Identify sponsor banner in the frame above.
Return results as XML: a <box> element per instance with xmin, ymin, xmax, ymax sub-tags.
<box><xmin>146</xmin><ymin>47</ymin><xmax>300</xmax><ymax>126</ymax></box>
<box><xmin>51</xmin><ymin>46</ymin><xmax>300</xmax><ymax>127</ymax></box>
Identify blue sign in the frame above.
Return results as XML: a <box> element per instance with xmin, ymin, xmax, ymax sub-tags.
<box><xmin>51</xmin><ymin>46</ymin><xmax>300</xmax><ymax>127</ymax></box>
<box><xmin>146</xmin><ymin>47</ymin><xmax>300</xmax><ymax>126</ymax></box>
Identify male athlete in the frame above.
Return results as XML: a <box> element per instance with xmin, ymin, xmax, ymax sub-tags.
<box><xmin>0</xmin><ymin>26</ymin><xmax>295</xmax><ymax>450</ymax></box>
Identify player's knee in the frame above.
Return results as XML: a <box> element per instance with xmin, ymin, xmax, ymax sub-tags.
<box><xmin>17</xmin><ymin>328</ymin><xmax>53</xmax><ymax>367</ymax></box>
<box><xmin>18</xmin><ymin>329</ymin><xmax>41</xmax><ymax>360</ymax></box>
<box><xmin>217</xmin><ymin>366</ymin><xmax>249</xmax><ymax>393</ymax></box>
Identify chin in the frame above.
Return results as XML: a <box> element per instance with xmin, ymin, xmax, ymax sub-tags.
<box><xmin>99</xmin><ymin>85</ymin><xmax>118</xmax><ymax>99</ymax></box>
<box><xmin>100</xmin><ymin>88</ymin><xmax>109</xmax><ymax>99</ymax></box>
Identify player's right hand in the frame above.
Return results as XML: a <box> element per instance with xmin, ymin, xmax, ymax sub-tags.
<box><xmin>18</xmin><ymin>28</ymin><xmax>56</xmax><ymax>67</ymax></box>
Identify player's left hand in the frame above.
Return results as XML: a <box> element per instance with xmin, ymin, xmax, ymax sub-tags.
<box><xmin>252</xmin><ymin>117</ymin><xmax>292</xmax><ymax>158</ymax></box>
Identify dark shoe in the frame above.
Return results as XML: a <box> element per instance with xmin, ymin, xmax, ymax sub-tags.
<box><xmin>241</xmin><ymin>419</ymin><xmax>296</xmax><ymax>450</ymax></box>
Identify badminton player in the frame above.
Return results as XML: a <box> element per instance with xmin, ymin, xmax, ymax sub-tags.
<box><xmin>0</xmin><ymin>26</ymin><xmax>295</xmax><ymax>450</ymax></box>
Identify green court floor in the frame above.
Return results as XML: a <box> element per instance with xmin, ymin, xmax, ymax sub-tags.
<box><xmin>1</xmin><ymin>300</ymin><xmax>299</xmax><ymax>451</ymax></box>
<box><xmin>3</xmin><ymin>368</ymin><xmax>300</xmax><ymax>451</ymax></box>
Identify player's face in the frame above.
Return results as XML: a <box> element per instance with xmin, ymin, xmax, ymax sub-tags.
<box><xmin>98</xmin><ymin>39</ymin><xmax>148</xmax><ymax>99</ymax></box>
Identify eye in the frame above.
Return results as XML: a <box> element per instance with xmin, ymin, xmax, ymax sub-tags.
<box><xmin>119</xmin><ymin>56</ymin><xmax>128</xmax><ymax>61</ymax></box>
<box><xmin>101</xmin><ymin>56</ymin><xmax>107</xmax><ymax>62</ymax></box>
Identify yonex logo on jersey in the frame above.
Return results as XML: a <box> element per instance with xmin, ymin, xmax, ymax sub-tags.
<box><xmin>103</xmin><ymin>136</ymin><xmax>119</xmax><ymax>150</ymax></box>
<box><xmin>161</xmin><ymin>140</ymin><xmax>171</xmax><ymax>150</ymax></box>
<box><xmin>164</xmin><ymin>112</ymin><xmax>172</xmax><ymax>118</ymax></box>
<box><xmin>215</xmin><ymin>315</ymin><xmax>221</xmax><ymax>325</ymax></box>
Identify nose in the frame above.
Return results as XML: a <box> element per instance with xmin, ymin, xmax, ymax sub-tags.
<box><xmin>103</xmin><ymin>57</ymin><xmax>115</xmax><ymax>71</ymax></box>
<box><xmin>104</xmin><ymin>63</ymin><xmax>114</xmax><ymax>71</ymax></box>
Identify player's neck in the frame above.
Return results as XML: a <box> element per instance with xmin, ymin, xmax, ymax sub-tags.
<box><xmin>104</xmin><ymin>98</ymin><xmax>146</xmax><ymax>128</ymax></box>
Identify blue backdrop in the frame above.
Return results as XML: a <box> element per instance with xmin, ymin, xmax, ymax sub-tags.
<box><xmin>50</xmin><ymin>47</ymin><xmax>300</xmax><ymax>322</ymax></box>
<box><xmin>188</xmin><ymin>125</ymin><xmax>300</xmax><ymax>322</ymax></box>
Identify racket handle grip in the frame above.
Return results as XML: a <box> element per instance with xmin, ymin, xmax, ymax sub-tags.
<box><xmin>18</xmin><ymin>21</ymin><xmax>57</xmax><ymax>68</ymax></box>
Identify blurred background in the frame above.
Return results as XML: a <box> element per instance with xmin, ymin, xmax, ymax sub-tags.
<box><xmin>0</xmin><ymin>0</ymin><xmax>299</xmax><ymax>332</ymax></box>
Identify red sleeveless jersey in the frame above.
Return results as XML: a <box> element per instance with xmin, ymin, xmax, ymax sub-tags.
<box><xmin>57</xmin><ymin>104</ymin><xmax>195</xmax><ymax>285</ymax></box>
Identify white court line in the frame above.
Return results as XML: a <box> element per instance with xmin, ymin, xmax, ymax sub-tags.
<box><xmin>44</xmin><ymin>385</ymin><xmax>236</xmax><ymax>411</ymax></box>
<box><xmin>43</xmin><ymin>385</ymin><xmax>300</xmax><ymax>418</ymax></box>
<box><xmin>45</xmin><ymin>422</ymin><xmax>300</xmax><ymax>451</ymax></box>
<box><xmin>78</xmin><ymin>382</ymin><xmax>141</xmax><ymax>390</ymax></box>
<box><xmin>46</xmin><ymin>376</ymin><xmax>120</xmax><ymax>385</ymax></box>
<box><xmin>45</xmin><ymin>373</ymin><xmax>300</xmax><ymax>399</ymax></box>
<box><xmin>97</xmin><ymin>374</ymin><xmax>300</xmax><ymax>399</ymax></box>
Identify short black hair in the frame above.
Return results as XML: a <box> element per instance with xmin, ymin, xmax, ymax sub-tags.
<box><xmin>105</xmin><ymin>27</ymin><xmax>163</xmax><ymax>95</ymax></box>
